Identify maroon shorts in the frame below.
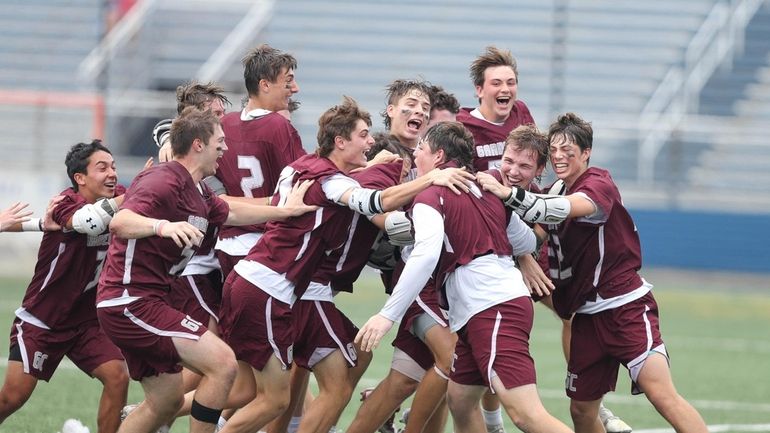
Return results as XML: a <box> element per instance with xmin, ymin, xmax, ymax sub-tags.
<box><xmin>401</xmin><ymin>282</ymin><xmax>448</xmax><ymax>333</ymax></box>
<box><xmin>391</xmin><ymin>321</ymin><xmax>434</xmax><ymax>371</ymax></box>
<box><xmin>450</xmin><ymin>297</ymin><xmax>536</xmax><ymax>390</ymax></box>
<box><xmin>9</xmin><ymin>318</ymin><xmax>123</xmax><ymax>381</ymax></box>
<box><xmin>219</xmin><ymin>273</ymin><xmax>294</xmax><ymax>371</ymax></box>
<box><xmin>96</xmin><ymin>296</ymin><xmax>207</xmax><ymax>380</ymax></box>
<box><xmin>293</xmin><ymin>300</ymin><xmax>359</xmax><ymax>370</ymax></box>
<box><xmin>165</xmin><ymin>272</ymin><xmax>222</xmax><ymax>325</ymax></box>
<box><xmin>567</xmin><ymin>291</ymin><xmax>666</xmax><ymax>401</ymax></box>
<box><xmin>216</xmin><ymin>251</ymin><xmax>245</xmax><ymax>284</ymax></box>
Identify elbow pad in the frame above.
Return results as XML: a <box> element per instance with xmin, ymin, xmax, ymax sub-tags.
<box><xmin>72</xmin><ymin>202</ymin><xmax>112</xmax><ymax>235</ymax></box>
<box><xmin>202</xmin><ymin>176</ymin><xmax>226</xmax><ymax>196</ymax></box>
<box><xmin>152</xmin><ymin>118</ymin><xmax>173</xmax><ymax>148</ymax></box>
<box><xmin>347</xmin><ymin>187</ymin><xmax>384</xmax><ymax>216</ymax></box>
<box><xmin>384</xmin><ymin>211</ymin><xmax>414</xmax><ymax>247</ymax></box>
<box><xmin>505</xmin><ymin>188</ymin><xmax>571</xmax><ymax>224</ymax></box>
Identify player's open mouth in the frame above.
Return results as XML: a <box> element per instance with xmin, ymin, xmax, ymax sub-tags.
<box><xmin>496</xmin><ymin>96</ymin><xmax>511</xmax><ymax>106</ymax></box>
<box><xmin>407</xmin><ymin>118</ymin><xmax>423</xmax><ymax>131</ymax></box>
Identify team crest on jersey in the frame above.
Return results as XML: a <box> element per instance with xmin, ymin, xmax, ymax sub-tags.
<box><xmin>87</xmin><ymin>232</ymin><xmax>110</xmax><ymax>247</ymax></box>
<box><xmin>187</xmin><ymin>215</ymin><xmax>209</xmax><ymax>233</ymax></box>
<box><xmin>475</xmin><ymin>141</ymin><xmax>505</xmax><ymax>158</ymax></box>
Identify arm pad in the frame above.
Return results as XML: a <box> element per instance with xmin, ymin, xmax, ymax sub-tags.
<box><xmin>202</xmin><ymin>176</ymin><xmax>227</xmax><ymax>196</ymax></box>
<box><xmin>152</xmin><ymin>118</ymin><xmax>173</xmax><ymax>148</ymax></box>
<box><xmin>504</xmin><ymin>187</ymin><xmax>571</xmax><ymax>224</ymax></box>
<box><xmin>384</xmin><ymin>211</ymin><xmax>414</xmax><ymax>246</ymax></box>
<box><xmin>72</xmin><ymin>203</ymin><xmax>112</xmax><ymax>235</ymax></box>
<box><xmin>347</xmin><ymin>187</ymin><xmax>384</xmax><ymax>216</ymax></box>
<box><xmin>96</xmin><ymin>198</ymin><xmax>119</xmax><ymax>216</ymax></box>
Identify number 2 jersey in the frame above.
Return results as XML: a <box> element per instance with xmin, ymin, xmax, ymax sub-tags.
<box><xmin>545</xmin><ymin>167</ymin><xmax>645</xmax><ymax>319</ymax></box>
<box><xmin>214</xmin><ymin>110</ymin><xmax>306</xmax><ymax>242</ymax></box>
<box><xmin>97</xmin><ymin>161</ymin><xmax>229</xmax><ymax>302</ymax></box>
<box><xmin>16</xmin><ymin>185</ymin><xmax>126</xmax><ymax>330</ymax></box>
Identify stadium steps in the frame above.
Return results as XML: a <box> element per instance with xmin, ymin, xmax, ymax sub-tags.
<box><xmin>0</xmin><ymin>0</ymin><xmax>101</xmax><ymax>91</ymax></box>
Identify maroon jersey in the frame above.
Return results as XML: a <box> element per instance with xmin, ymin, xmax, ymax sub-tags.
<box><xmin>412</xmin><ymin>163</ymin><xmax>514</xmax><ymax>306</ymax></box>
<box><xmin>486</xmin><ymin>169</ymin><xmax>550</xmax><ymax>287</ymax></box>
<box><xmin>457</xmin><ymin>100</ymin><xmax>535</xmax><ymax>172</ymax></box>
<box><xmin>98</xmin><ymin>161</ymin><xmax>229</xmax><ymax>301</ymax></box>
<box><xmin>243</xmin><ymin>154</ymin><xmax>354</xmax><ymax>297</ymax></box>
<box><xmin>311</xmin><ymin>162</ymin><xmax>402</xmax><ymax>292</ymax></box>
<box><xmin>215</xmin><ymin>111</ymin><xmax>305</xmax><ymax>239</ymax></box>
<box><xmin>17</xmin><ymin>186</ymin><xmax>126</xmax><ymax>329</ymax></box>
<box><xmin>545</xmin><ymin>167</ymin><xmax>644</xmax><ymax>319</ymax></box>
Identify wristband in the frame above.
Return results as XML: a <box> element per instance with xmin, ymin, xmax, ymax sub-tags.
<box><xmin>21</xmin><ymin>218</ymin><xmax>42</xmax><ymax>232</ymax></box>
<box><xmin>153</xmin><ymin>219</ymin><xmax>169</xmax><ymax>236</ymax></box>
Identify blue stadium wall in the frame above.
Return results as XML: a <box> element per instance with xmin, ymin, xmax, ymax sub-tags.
<box><xmin>630</xmin><ymin>209</ymin><xmax>770</xmax><ymax>274</ymax></box>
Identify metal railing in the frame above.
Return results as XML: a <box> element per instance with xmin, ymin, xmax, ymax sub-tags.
<box><xmin>636</xmin><ymin>0</ymin><xmax>766</xmax><ymax>185</ymax></box>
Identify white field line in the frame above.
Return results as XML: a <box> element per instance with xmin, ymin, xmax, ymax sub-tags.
<box><xmin>355</xmin><ymin>377</ymin><xmax>770</xmax><ymax>413</ymax></box>
<box><xmin>634</xmin><ymin>424</ymin><xmax>770</xmax><ymax>433</ymax></box>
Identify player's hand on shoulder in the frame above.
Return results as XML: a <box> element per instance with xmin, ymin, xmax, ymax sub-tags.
<box><xmin>429</xmin><ymin>167</ymin><xmax>474</xmax><ymax>195</ymax></box>
<box><xmin>475</xmin><ymin>171</ymin><xmax>509</xmax><ymax>199</ymax></box>
<box><xmin>365</xmin><ymin>150</ymin><xmax>401</xmax><ymax>168</ymax></box>
<box><xmin>159</xmin><ymin>221</ymin><xmax>203</xmax><ymax>248</ymax></box>
<box><xmin>284</xmin><ymin>179</ymin><xmax>319</xmax><ymax>216</ymax></box>
<box><xmin>42</xmin><ymin>195</ymin><xmax>65</xmax><ymax>231</ymax></box>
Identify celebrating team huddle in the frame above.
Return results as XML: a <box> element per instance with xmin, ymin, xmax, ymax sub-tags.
<box><xmin>0</xmin><ymin>44</ymin><xmax>708</xmax><ymax>433</ymax></box>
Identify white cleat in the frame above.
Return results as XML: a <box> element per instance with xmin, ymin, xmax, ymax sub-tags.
<box><xmin>120</xmin><ymin>404</ymin><xmax>139</xmax><ymax>422</ymax></box>
<box><xmin>599</xmin><ymin>405</ymin><xmax>632</xmax><ymax>433</ymax></box>
<box><xmin>485</xmin><ymin>423</ymin><xmax>505</xmax><ymax>433</ymax></box>
<box><xmin>120</xmin><ymin>403</ymin><xmax>170</xmax><ymax>433</ymax></box>
<box><xmin>60</xmin><ymin>418</ymin><xmax>90</xmax><ymax>433</ymax></box>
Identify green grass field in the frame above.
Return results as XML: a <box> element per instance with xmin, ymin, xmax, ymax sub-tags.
<box><xmin>0</xmin><ymin>270</ymin><xmax>768</xmax><ymax>433</ymax></box>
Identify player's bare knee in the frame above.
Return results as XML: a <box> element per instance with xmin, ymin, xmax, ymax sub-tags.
<box><xmin>95</xmin><ymin>362</ymin><xmax>130</xmax><ymax>391</ymax></box>
<box><xmin>569</xmin><ymin>400</ymin><xmax>597</xmax><ymax>422</ymax></box>
<box><xmin>0</xmin><ymin>391</ymin><xmax>30</xmax><ymax>413</ymax></box>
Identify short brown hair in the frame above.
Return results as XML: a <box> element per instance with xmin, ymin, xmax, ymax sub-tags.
<box><xmin>242</xmin><ymin>44</ymin><xmax>298</xmax><ymax>96</ymax></box>
<box><xmin>176</xmin><ymin>81</ymin><xmax>230</xmax><ymax>115</ymax></box>
<box><xmin>422</xmin><ymin>122</ymin><xmax>474</xmax><ymax>172</ymax></box>
<box><xmin>505</xmin><ymin>124</ymin><xmax>548</xmax><ymax>168</ymax></box>
<box><xmin>316</xmin><ymin>96</ymin><xmax>372</xmax><ymax>158</ymax></box>
<box><xmin>469</xmin><ymin>46</ymin><xmax>518</xmax><ymax>88</ymax></box>
<box><xmin>381</xmin><ymin>79</ymin><xmax>433</xmax><ymax>130</ymax></box>
<box><xmin>548</xmin><ymin>112</ymin><xmax>593</xmax><ymax>153</ymax></box>
<box><xmin>170</xmin><ymin>107</ymin><xmax>220</xmax><ymax>157</ymax></box>
<box><xmin>429</xmin><ymin>85</ymin><xmax>460</xmax><ymax>115</ymax></box>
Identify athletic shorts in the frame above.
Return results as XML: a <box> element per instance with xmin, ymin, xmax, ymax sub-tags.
<box><xmin>216</xmin><ymin>251</ymin><xmax>245</xmax><ymax>284</ymax></box>
<box><xmin>165</xmin><ymin>272</ymin><xmax>222</xmax><ymax>325</ymax></box>
<box><xmin>391</xmin><ymin>319</ymin><xmax>434</xmax><ymax>372</ymax></box>
<box><xmin>218</xmin><ymin>272</ymin><xmax>294</xmax><ymax>371</ymax></box>
<box><xmin>96</xmin><ymin>296</ymin><xmax>207</xmax><ymax>380</ymax></box>
<box><xmin>450</xmin><ymin>297</ymin><xmax>536</xmax><ymax>391</ymax></box>
<box><xmin>9</xmin><ymin>318</ymin><xmax>123</xmax><ymax>381</ymax></box>
<box><xmin>292</xmin><ymin>300</ymin><xmax>359</xmax><ymax>370</ymax></box>
<box><xmin>401</xmin><ymin>281</ymin><xmax>448</xmax><ymax>337</ymax></box>
<box><xmin>567</xmin><ymin>291</ymin><xmax>667</xmax><ymax>401</ymax></box>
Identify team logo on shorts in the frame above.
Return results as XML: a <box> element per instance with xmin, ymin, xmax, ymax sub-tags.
<box><xmin>346</xmin><ymin>343</ymin><xmax>358</xmax><ymax>362</ymax></box>
<box><xmin>33</xmin><ymin>351</ymin><xmax>49</xmax><ymax>372</ymax></box>
<box><xmin>286</xmin><ymin>344</ymin><xmax>294</xmax><ymax>366</ymax></box>
<box><xmin>565</xmin><ymin>371</ymin><xmax>578</xmax><ymax>392</ymax></box>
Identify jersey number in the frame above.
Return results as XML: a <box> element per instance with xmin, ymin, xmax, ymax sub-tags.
<box><xmin>238</xmin><ymin>155</ymin><xmax>264</xmax><ymax>197</ymax></box>
<box><xmin>84</xmin><ymin>249</ymin><xmax>108</xmax><ymax>292</ymax></box>
<box><xmin>169</xmin><ymin>247</ymin><xmax>195</xmax><ymax>276</ymax></box>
